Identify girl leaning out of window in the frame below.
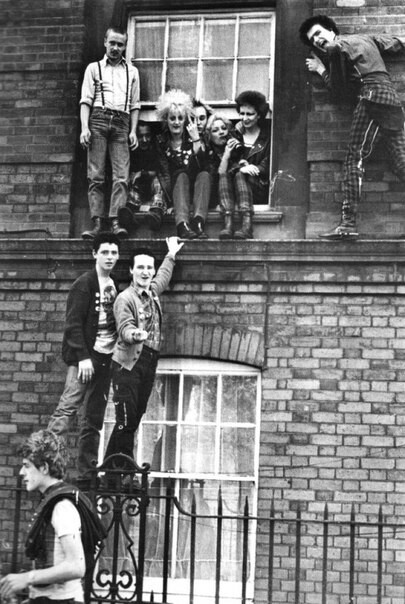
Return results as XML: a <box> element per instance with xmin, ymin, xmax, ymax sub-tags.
<box><xmin>156</xmin><ymin>89</ymin><xmax>211</xmax><ymax>240</ymax></box>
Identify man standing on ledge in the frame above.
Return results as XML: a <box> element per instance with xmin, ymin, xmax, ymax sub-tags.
<box><xmin>104</xmin><ymin>236</ymin><xmax>184</xmax><ymax>462</ymax></box>
<box><xmin>80</xmin><ymin>26</ymin><xmax>140</xmax><ymax>240</ymax></box>
<box><xmin>299</xmin><ymin>15</ymin><xmax>405</xmax><ymax>240</ymax></box>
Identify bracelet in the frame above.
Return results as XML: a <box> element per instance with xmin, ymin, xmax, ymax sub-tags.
<box><xmin>28</xmin><ymin>570</ymin><xmax>35</xmax><ymax>586</ymax></box>
<box><xmin>191</xmin><ymin>138</ymin><xmax>200</xmax><ymax>143</ymax></box>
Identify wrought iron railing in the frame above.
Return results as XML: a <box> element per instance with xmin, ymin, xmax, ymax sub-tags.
<box><xmin>2</xmin><ymin>456</ymin><xmax>405</xmax><ymax>604</ymax></box>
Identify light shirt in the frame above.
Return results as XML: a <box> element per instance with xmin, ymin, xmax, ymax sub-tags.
<box><xmin>80</xmin><ymin>55</ymin><xmax>140</xmax><ymax>113</ymax></box>
<box><xmin>30</xmin><ymin>500</ymin><xmax>84</xmax><ymax>602</ymax></box>
<box><xmin>94</xmin><ymin>278</ymin><xmax>118</xmax><ymax>355</ymax></box>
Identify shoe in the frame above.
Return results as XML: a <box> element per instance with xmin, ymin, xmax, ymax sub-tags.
<box><xmin>176</xmin><ymin>221</ymin><xmax>198</xmax><ymax>240</ymax></box>
<box><xmin>234</xmin><ymin>214</ymin><xmax>253</xmax><ymax>239</ymax></box>
<box><xmin>111</xmin><ymin>218</ymin><xmax>128</xmax><ymax>239</ymax></box>
<box><xmin>319</xmin><ymin>224</ymin><xmax>359</xmax><ymax>240</ymax></box>
<box><xmin>82</xmin><ymin>217</ymin><xmax>102</xmax><ymax>240</ymax></box>
<box><xmin>190</xmin><ymin>216</ymin><xmax>208</xmax><ymax>239</ymax></box>
<box><xmin>144</xmin><ymin>208</ymin><xmax>163</xmax><ymax>231</ymax></box>
<box><xmin>219</xmin><ymin>214</ymin><xmax>233</xmax><ymax>240</ymax></box>
<box><xmin>118</xmin><ymin>207</ymin><xmax>138</xmax><ymax>232</ymax></box>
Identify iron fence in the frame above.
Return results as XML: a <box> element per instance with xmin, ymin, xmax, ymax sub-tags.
<box><xmin>1</xmin><ymin>457</ymin><xmax>405</xmax><ymax>604</ymax></box>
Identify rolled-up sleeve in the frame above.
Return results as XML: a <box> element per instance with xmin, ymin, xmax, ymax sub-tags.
<box><xmin>129</xmin><ymin>65</ymin><xmax>141</xmax><ymax>111</ymax></box>
<box><xmin>80</xmin><ymin>63</ymin><xmax>96</xmax><ymax>107</ymax></box>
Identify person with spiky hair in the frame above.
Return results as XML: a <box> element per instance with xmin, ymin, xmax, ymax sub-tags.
<box><xmin>299</xmin><ymin>14</ymin><xmax>405</xmax><ymax>240</ymax></box>
<box><xmin>0</xmin><ymin>430</ymin><xmax>105</xmax><ymax>604</ymax></box>
<box><xmin>156</xmin><ymin>89</ymin><xmax>211</xmax><ymax>239</ymax></box>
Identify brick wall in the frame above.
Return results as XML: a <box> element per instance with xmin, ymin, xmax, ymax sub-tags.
<box><xmin>305</xmin><ymin>0</ymin><xmax>405</xmax><ymax>239</ymax></box>
<box><xmin>1</xmin><ymin>239</ymin><xmax>405</xmax><ymax>603</ymax></box>
<box><xmin>0</xmin><ymin>0</ymin><xmax>85</xmax><ymax>236</ymax></box>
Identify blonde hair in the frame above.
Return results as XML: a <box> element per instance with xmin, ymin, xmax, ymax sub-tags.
<box><xmin>206</xmin><ymin>113</ymin><xmax>233</xmax><ymax>138</ymax></box>
<box><xmin>156</xmin><ymin>89</ymin><xmax>193</xmax><ymax>123</ymax></box>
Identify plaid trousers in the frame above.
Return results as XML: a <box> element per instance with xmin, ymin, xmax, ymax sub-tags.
<box><xmin>342</xmin><ymin>99</ymin><xmax>405</xmax><ymax>225</ymax></box>
<box><xmin>218</xmin><ymin>171</ymin><xmax>253</xmax><ymax>215</ymax></box>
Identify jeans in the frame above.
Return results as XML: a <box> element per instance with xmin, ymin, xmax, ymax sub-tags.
<box><xmin>48</xmin><ymin>351</ymin><xmax>112</xmax><ymax>478</ymax></box>
<box><xmin>172</xmin><ymin>170</ymin><xmax>211</xmax><ymax>225</ymax></box>
<box><xmin>87</xmin><ymin>109</ymin><xmax>130</xmax><ymax>219</ymax></box>
<box><xmin>104</xmin><ymin>346</ymin><xmax>159</xmax><ymax>460</ymax></box>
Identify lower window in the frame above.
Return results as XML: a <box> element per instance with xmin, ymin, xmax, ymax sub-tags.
<box><xmin>101</xmin><ymin>358</ymin><xmax>261</xmax><ymax>602</ymax></box>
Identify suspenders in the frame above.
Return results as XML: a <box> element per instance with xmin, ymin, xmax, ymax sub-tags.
<box><xmin>97</xmin><ymin>60</ymin><xmax>130</xmax><ymax>112</ymax></box>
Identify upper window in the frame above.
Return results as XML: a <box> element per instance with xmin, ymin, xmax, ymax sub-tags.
<box><xmin>127</xmin><ymin>12</ymin><xmax>275</xmax><ymax>112</ymax></box>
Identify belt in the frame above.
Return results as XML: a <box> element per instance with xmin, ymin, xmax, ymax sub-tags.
<box><xmin>92</xmin><ymin>107</ymin><xmax>128</xmax><ymax>116</ymax></box>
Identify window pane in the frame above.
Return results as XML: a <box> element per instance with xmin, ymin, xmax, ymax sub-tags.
<box><xmin>183</xmin><ymin>375</ymin><xmax>217</xmax><ymax>422</ymax></box>
<box><xmin>202</xmin><ymin>60</ymin><xmax>233</xmax><ymax>100</ymax></box>
<box><xmin>142</xmin><ymin>424</ymin><xmax>177</xmax><ymax>472</ymax></box>
<box><xmin>135</xmin><ymin>21</ymin><xmax>165</xmax><ymax>58</ymax></box>
<box><xmin>144</xmin><ymin>373</ymin><xmax>180</xmax><ymax>422</ymax></box>
<box><xmin>180</xmin><ymin>426</ymin><xmax>215</xmax><ymax>473</ymax></box>
<box><xmin>168</xmin><ymin>20</ymin><xmax>199</xmax><ymax>57</ymax></box>
<box><xmin>220</xmin><ymin>427</ymin><xmax>255</xmax><ymax>475</ymax></box>
<box><xmin>239</xmin><ymin>20</ymin><xmax>271</xmax><ymax>57</ymax></box>
<box><xmin>133</xmin><ymin>61</ymin><xmax>163</xmax><ymax>102</ymax></box>
<box><xmin>203</xmin><ymin>19</ymin><xmax>235</xmax><ymax>57</ymax></box>
<box><xmin>222</xmin><ymin>376</ymin><xmax>257</xmax><ymax>423</ymax></box>
<box><xmin>166</xmin><ymin>61</ymin><xmax>198</xmax><ymax>96</ymax></box>
<box><xmin>237</xmin><ymin>59</ymin><xmax>270</xmax><ymax>97</ymax></box>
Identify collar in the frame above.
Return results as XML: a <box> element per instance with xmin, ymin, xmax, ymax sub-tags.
<box><xmin>100</xmin><ymin>54</ymin><xmax>127</xmax><ymax>67</ymax></box>
<box><xmin>131</xmin><ymin>282</ymin><xmax>151</xmax><ymax>298</ymax></box>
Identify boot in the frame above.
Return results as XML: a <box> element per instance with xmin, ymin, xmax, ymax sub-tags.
<box><xmin>177</xmin><ymin>221</ymin><xmax>198</xmax><ymax>240</ymax></box>
<box><xmin>319</xmin><ymin>223</ymin><xmax>358</xmax><ymax>240</ymax></box>
<box><xmin>190</xmin><ymin>215</ymin><xmax>208</xmax><ymax>239</ymax></box>
<box><xmin>111</xmin><ymin>218</ymin><xmax>128</xmax><ymax>239</ymax></box>
<box><xmin>144</xmin><ymin>207</ymin><xmax>163</xmax><ymax>231</ymax></box>
<box><xmin>82</xmin><ymin>217</ymin><xmax>102</xmax><ymax>240</ymax></box>
<box><xmin>219</xmin><ymin>214</ymin><xmax>233</xmax><ymax>240</ymax></box>
<box><xmin>234</xmin><ymin>214</ymin><xmax>253</xmax><ymax>239</ymax></box>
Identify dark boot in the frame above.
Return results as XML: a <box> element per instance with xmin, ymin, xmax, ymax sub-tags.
<box><xmin>144</xmin><ymin>207</ymin><xmax>163</xmax><ymax>231</ymax></box>
<box><xmin>177</xmin><ymin>221</ymin><xmax>198</xmax><ymax>240</ymax></box>
<box><xmin>219</xmin><ymin>214</ymin><xmax>233</xmax><ymax>240</ymax></box>
<box><xmin>234</xmin><ymin>214</ymin><xmax>253</xmax><ymax>239</ymax></box>
<box><xmin>111</xmin><ymin>218</ymin><xmax>128</xmax><ymax>239</ymax></box>
<box><xmin>118</xmin><ymin>206</ymin><xmax>139</xmax><ymax>233</ymax></box>
<box><xmin>190</xmin><ymin>215</ymin><xmax>208</xmax><ymax>239</ymax></box>
<box><xmin>82</xmin><ymin>217</ymin><xmax>102</xmax><ymax>240</ymax></box>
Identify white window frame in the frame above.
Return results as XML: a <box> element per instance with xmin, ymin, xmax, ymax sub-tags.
<box><xmin>100</xmin><ymin>358</ymin><xmax>261</xmax><ymax>604</ymax></box>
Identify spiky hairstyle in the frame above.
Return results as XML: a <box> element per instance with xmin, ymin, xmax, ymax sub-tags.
<box><xmin>156</xmin><ymin>89</ymin><xmax>193</xmax><ymax>123</ymax></box>
<box><xmin>19</xmin><ymin>430</ymin><xmax>68</xmax><ymax>479</ymax></box>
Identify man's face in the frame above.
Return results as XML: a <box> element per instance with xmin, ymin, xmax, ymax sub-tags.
<box><xmin>130</xmin><ymin>254</ymin><xmax>155</xmax><ymax>290</ymax></box>
<box><xmin>104</xmin><ymin>30</ymin><xmax>127</xmax><ymax>64</ymax></box>
<box><xmin>20</xmin><ymin>458</ymin><xmax>47</xmax><ymax>493</ymax></box>
<box><xmin>306</xmin><ymin>24</ymin><xmax>336</xmax><ymax>52</ymax></box>
<box><xmin>138</xmin><ymin>125</ymin><xmax>153</xmax><ymax>151</ymax></box>
<box><xmin>194</xmin><ymin>106</ymin><xmax>208</xmax><ymax>134</ymax></box>
<box><xmin>93</xmin><ymin>242</ymin><xmax>119</xmax><ymax>274</ymax></box>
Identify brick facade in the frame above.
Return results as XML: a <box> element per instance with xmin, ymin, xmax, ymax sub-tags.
<box><xmin>1</xmin><ymin>0</ymin><xmax>405</xmax><ymax>602</ymax></box>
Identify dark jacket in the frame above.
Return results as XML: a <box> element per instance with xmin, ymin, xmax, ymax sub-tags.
<box><xmin>235</xmin><ymin>122</ymin><xmax>271</xmax><ymax>181</ymax></box>
<box><xmin>61</xmin><ymin>268</ymin><xmax>118</xmax><ymax>365</ymax></box>
<box><xmin>156</xmin><ymin>131</ymin><xmax>209</xmax><ymax>198</ymax></box>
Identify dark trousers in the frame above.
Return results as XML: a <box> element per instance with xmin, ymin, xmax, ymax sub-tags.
<box><xmin>48</xmin><ymin>351</ymin><xmax>112</xmax><ymax>478</ymax></box>
<box><xmin>342</xmin><ymin>99</ymin><xmax>405</xmax><ymax>225</ymax></box>
<box><xmin>104</xmin><ymin>346</ymin><xmax>159</xmax><ymax>459</ymax></box>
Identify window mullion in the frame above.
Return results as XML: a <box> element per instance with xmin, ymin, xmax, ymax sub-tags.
<box><xmin>196</xmin><ymin>16</ymin><xmax>204</xmax><ymax>100</ymax></box>
<box><xmin>215</xmin><ymin>374</ymin><xmax>222</xmax><ymax>475</ymax></box>
<box><xmin>161</xmin><ymin>17</ymin><xmax>170</xmax><ymax>98</ymax></box>
<box><xmin>232</xmin><ymin>15</ymin><xmax>240</xmax><ymax>101</ymax></box>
